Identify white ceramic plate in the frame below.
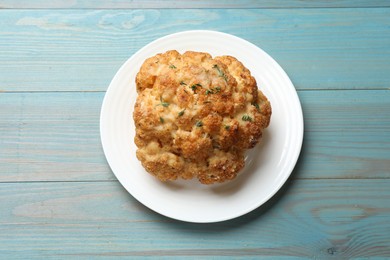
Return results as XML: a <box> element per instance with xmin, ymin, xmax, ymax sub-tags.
<box><xmin>100</xmin><ymin>30</ymin><xmax>303</xmax><ymax>223</ymax></box>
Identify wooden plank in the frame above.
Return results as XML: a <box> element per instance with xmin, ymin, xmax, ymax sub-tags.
<box><xmin>296</xmin><ymin>90</ymin><xmax>390</xmax><ymax>179</ymax></box>
<box><xmin>0</xmin><ymin>179</ymin><xmax>389</xmax><ymax>258</ymax></box>
<box><xmin>1</xmin><ymin>0</ymin><xmax>390</xmax><ymax>9</ymax></box>
<box><xmin>0</xmin><ymin>8</ymin><xmax>390</xmax><ymax>91</ymax></box>
<box><xmin>0</xmin><ymin>92</ymin><xmax>114</xmax><ymax>181</ymax></box>
<box><xmin>0</xmin><ymin>90</ymin><xmax>389</xmax><ymax>182</ymax></box>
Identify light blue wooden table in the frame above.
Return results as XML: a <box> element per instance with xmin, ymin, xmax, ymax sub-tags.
<box><xmin>1</xmin><ymin>1</ymin><xmax>389</xmax><ymax>258</ymax></box>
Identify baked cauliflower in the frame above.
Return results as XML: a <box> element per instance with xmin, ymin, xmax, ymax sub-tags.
<box><xmin>133</xmin><ymin>50</ymin><xmax>271</xmax><ymax>184</ymax></box>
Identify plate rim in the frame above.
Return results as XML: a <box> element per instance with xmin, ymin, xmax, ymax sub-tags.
<box><xmin>100</xmin><ymin>30</ymin><xmax>304</xmax><ymax>223</ymax></box>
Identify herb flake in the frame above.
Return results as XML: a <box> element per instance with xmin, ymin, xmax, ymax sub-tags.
<box><xmin>205</xmin><ymin>86</ymin><xmax>221</xmax><ymax>95</ymax></box>
<box><xmin>156</xmin><ymin>96</ymin><xmax>170</xmax><ymax>107</ymax></box>
<box><xmin>161</xmin><ymin>102</ymin><xmax>169</xmax><ymax>107</ymax></box>
<box><xmin>205</xmin><ymin>89</ymin><xmax>213</xmax><ymax>95</ymax></box>
<box><xmin>159</xmin><ymin>117</ymin><xmax>164</xmax><ymax>123</ymax></box>
<box><xmin>190</xmin><ymin>83</ymin><xmax>202</xmax><ymax>93</ymax></box>
<box><xmin>178</xmin><ymin>109</ymin><xmax>185</xmax><ymax>117</ymax></box>
<box><xmin>242</xmin><ymin>115</ymin><xmax>252</xmax><ymax>122</ymax></box>
<box><xmin>169</xmin><ymin>64</ymin><xmax>177</xmax><ymax>69</ymax></box>
<box><xmin>195</xmin><ymin>121</ymin><xmax>203</xmax><ymax>127</ymax></box>
<box><xmin>212</xmin><ymin>64</ymin><xmax>228</xmax><ymax>82</ymax></box>
<box><xmin>252</xmin><ymin>102</ymin><xmax>260</xmax><ymax>111</ymax></box>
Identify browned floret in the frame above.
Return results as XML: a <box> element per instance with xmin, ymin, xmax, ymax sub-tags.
<box><xmin>133</xmin><ymin>50</ymin><xmax>271</xmax><ymax>184</ymax></box>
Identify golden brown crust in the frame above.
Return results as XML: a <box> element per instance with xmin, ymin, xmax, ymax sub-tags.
<box><xmin>133</xmin><ymin>50</ymin><xmax>271</xmax><ymax>184</ymax></box>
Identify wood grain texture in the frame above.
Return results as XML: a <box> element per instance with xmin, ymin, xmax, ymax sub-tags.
<box><xmin>0</xmin><ymin>179</ymin><xmax>389</xmax><ymax>258</ymax></box>
<box><xmin>0</xmin><ymin>92</ymin><xmax>113</xmax><ymax>182</ymax></box>
<box><xmin>1</xmin><ymin>8</ymin><xmax>390</xmax><ymax>91</ymax></box>
<box><xmin>1</xmin><ymin>2</ymin><xmax>390</xmax><ymax>258</ymax></box>
<box><xmin>1</xmin><ymin>90</ymin><xmax>389</xmax><ymax>182</ymax></box>
<box><xmin>1</xmin><ymin>0</ymin><xmax>390</xmax><ymax>9</ymax></box>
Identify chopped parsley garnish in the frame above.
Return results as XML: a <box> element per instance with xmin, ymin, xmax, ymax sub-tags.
<box><xmin>252</xmin><ymin>102</ymin><xmax>260</xmax><ymax>111</ymax></box>
<box><xmin>178</xmin><ymin>109</ymin><xmax>185</xmax><ymax>117</ymax></box>
<box><xmin>159</xmin><ymin>117</ymin><xmax>164</xmax><ymax>123</ymax></box>
<box><xmin>156</xmin><ymin>97</ymin><xmax>169</xmax><ymax>107</ymax></box>
<box><xmin>242</xmin><ymin>115</ymin><xmax>252</xmax><ymax>122</ymax></box>
<box><xmin>169</xmin><ymin>64</ymin><xmax>177</xmax><ymax>69</ymax></box>
<box><xmin>195</xmin><ymin>121</ymin><xmax>203</xmax><ymax>127</ymax></box>
<box><xmin>224</xmin><ymin>125</ymin><xmax>230</xmax><ymax>130</ymax></box>
<box><xmin>180</xmin><ymin>81</ymin><xmax>187</xmax><ymax>85</ymax></box>
<box><xmin>190</xmin><ymin>83</ymin><xmax>202</xmax><ymax>93</ymax></box>
<box><xmin>205</xmin><ymin>86</ymin><xmax>221</xmax><ymax>95</ymax></box>
<box><xmin>212</xmin><ymin>64</ymin><xmax>228</xmax><ymax>82</ymax></box>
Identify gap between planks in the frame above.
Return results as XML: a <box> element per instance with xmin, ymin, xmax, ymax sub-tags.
<box><xmin>1</xmin><ymin>88</ymin><xmax>389</xmax><ymax>94</ymax></box>
<box><xmin>1</xmin><ymin>176</ymin><xmax>389</xmax><ymax>185</ymax></box>
<box><xmin>1</xmin><ymin>6</ymin><xmax>390</xmax><ymax>10</ymax></box>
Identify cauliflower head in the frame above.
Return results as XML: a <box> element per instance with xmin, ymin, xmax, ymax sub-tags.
<box><xmin>133</xmin><ymin>50</ymin><xmax>271</xmax><ymax>184</ymax></box>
